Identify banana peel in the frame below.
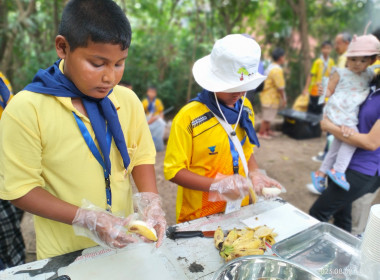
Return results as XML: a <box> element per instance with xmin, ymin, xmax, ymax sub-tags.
<box><xmin>214</xmin><ymin>225</ymin><xmax>277</xmax><ymax>262</ymax></box>
<box><xmin>127</xmin><ymin>220</ymin><xmax>158</xmax><ymax>241</ymax></box>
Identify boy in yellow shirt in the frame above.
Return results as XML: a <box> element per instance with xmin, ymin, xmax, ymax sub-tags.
<box><xmin>164</xmin><ymin>35</ymin><xmax>283</xmax><ymax>223</ymax></box>
<box><xmin>302</xmin><ymin>41</ymin><xmax>335</xmax><ymax>114</ymax></box>
<box><xmin>258</xmin><ymin>48</ymin><xmax>287</xmax><ymax>139</ymax></box>
<box><xmin>0</xmin><ymin>0</ymin><xmax>166</xmax><ymax>260</ymax></box>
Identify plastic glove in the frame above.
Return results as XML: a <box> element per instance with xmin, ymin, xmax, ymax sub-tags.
<box><xmin>208</xmin><ymin>173</ymin><xmax>251</xmax><ymax>202</ymax></box>
<box><xmin>72</xmin><ymin>199</ymin><xmax>138</xmax><ymax>249</ymax></box>
<box><xmin>248</xmin><ymin>170</ymin><xmax>285</xmax><ymax>198</ymax></box>
<box><xmin>133</xmin><ymin>192</ymin><xmax>167</xmax><ymax>248</ymax></box>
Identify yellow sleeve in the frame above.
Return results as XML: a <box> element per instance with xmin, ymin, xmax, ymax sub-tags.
<box><xmin>163</xmin><ymin>109</ymin><xmax>193</xmax><ymax>180</ymax></box>
<box><xmin>0</xmin><ymin>96</ymin><xmax>45</xmax><ymax>200</ymax></box>
<box><xmin>310</xmin><ymin>59</ymin><xmax>319</xmax><ymax>76</ymax></box>
<box><xmin>271</xmin><ymin>68</ymin><xmax>285</xmax><ymax>90</ymax></box>
<box><xmin>155</xmin><ymin>98</ymin><xmax>164</xmax><ymax>114</ymax></box>
<box><xmin>141</xmin><ymin>98</ymin><xmax>149</xmax><ymax>114</ymax></box>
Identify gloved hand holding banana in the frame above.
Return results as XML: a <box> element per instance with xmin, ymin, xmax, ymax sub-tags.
<box><xmin>208</xmin><ymin>173</ymin><xmax>252</xmax><ymax>202</ymax></box>
<box><xmin>133</xmin><ymin>192</ymin><xmax>167</xmax><ymax>248</ymax></box>
<box><xmin>248</xmin><ymin>170</ymin><xmax>286</xmax><ymax>198</ymax></box>
<box><xmin>72</xmin><ymin>199</ymin><xmax>138</xmax><ymax>249</ymax></box>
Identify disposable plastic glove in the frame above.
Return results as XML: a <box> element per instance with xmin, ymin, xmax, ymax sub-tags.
<box><xmin>72</xmin><ymin>199</ymin><xmax>138</xmax><ymax>249</ymax></box>
<box><xmin>208</xmin><ymin>174</ymin><xmax>251</xmax><ymax>202</ymax></box>
<box><xmin>133</xmin><ymin>192</ymin><xmax>167</xmax><ymax>248</ymax></box>
<box><xmin>248</xmin><ymin>170</ymin><xmax>285</xmax><ymax>198</ymax></box>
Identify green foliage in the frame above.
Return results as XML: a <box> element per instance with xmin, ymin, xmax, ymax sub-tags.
<box><xmin>1</xmin><ymin>0</ymin><xmax>378</xmax><ymax>111</ymax></box>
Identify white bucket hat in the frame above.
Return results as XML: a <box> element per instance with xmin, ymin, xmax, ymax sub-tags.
<box><xmin>192</xmin><ymin>34</ymin><xmax>267</xmax><ymax>93</ymax></box>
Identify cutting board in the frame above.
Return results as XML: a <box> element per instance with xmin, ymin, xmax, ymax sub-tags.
<box><xmin>241</xmin><ymin>203</ymin><xmax>319</xmax><ymax>241</ymax></box>
<box><xmin>58</xmin><ymin>243</ymin><xmax>187</xmax><ymax>280</ymax></box>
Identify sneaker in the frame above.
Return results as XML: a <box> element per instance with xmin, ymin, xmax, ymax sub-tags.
<box><xmin>312</xmin><ymin>154</ymin><xmax>325</xmax><ymax>162</ymax></box>
<box><xmin>310</xmin><ymin>171</ymin><xmax>326</xmax><ymax>194</ymax></box>
<box><xmin>326</xmin><ymin>169</ymin><xmax>350</xmax><ymax>191</ymax></box>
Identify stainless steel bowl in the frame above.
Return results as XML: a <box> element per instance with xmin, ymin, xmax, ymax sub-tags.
<box><xmin>212</xmin><ymin>255</ymin><xmax>323</xmax><ymax>280</ymax></box>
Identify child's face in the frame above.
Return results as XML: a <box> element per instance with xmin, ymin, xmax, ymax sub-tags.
<box><xmin>346</xmin><ymin>56</ymin><xmax>374</xmax><ymax>74</ymax></box>
<box><xmin>56</xmin><ymin>37</ymin><xmax>128</xmax><ymax>99</ymax></box>
<box><xmin>147</xmin><ymin>88</ymin><xmax>157</xmax><ymax>100</ymax></box>
<box><xmin>215</xmin><ymin>91</ymin><xmax>245</xmax><ymax>107</ymax></box>
<box><xmin>321</xmin><ymin>45</ymin><xmax>332</xmax><ymax>57</ymax></box>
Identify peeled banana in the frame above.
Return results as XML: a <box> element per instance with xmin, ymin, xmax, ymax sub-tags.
<box><xmin>127</xmin><ymin>220</ymin><xmax>158</xmax><ymax>241</ymax></box>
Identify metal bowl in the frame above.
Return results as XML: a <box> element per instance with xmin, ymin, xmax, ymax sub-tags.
<box><xmin>212</xmin><ymin>255</ymin><xmax>323</xmax><ymax>280</ymax></box>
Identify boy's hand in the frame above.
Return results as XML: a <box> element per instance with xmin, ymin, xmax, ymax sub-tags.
<box><xmin>133</xmin><ymin>192</ymin><xmax>167</xmax><ymax>248</ymax></box>
<box><xmin>72</xmin><ymin>204</ymin><xmax>138</xmax><ymax>249</ymax></box>
<box><xmin>208</xmin><ymin>174</ymin><xmax>251</xmax><ymax>202</ymax></box>
<box><xmin>248</xmin><ymin>170</ymin><xmax>284</xmax><ymax>197</ymax></box>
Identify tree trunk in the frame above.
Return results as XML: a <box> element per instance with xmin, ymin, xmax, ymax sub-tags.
<box><xmin>286</xmin><ymin>0</ymin><xmax>311</xmax><ymax>90</ymax></box>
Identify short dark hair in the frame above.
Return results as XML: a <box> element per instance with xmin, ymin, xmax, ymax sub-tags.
<box><xmin>321</xmin><ymin>40</ymin><xmax>332</xmax><ymax>47</ymax></box>
<box><xmin>271</xmin><ymin>47</ymin><xmax>285</xmax><ymax>61</ymax></box>
<box><xmin>59</xmin><ymin>0</ymin><xmax>132</xmax><ymax>51</ymax></box>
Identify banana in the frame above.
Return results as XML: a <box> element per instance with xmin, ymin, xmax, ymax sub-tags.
<box><xmin>222</xmin><ymin>228</ymin><xmax>239</xmax><ymax>248</ymax></box>
<box><xmin>127</xmin><ymin>220</ymin><xmax>157</xmax><ymax>241</ymax></box>
<box><xmin>232</xmin><ymin>238</ymin><xmax>262</xmax><ymax>250</ymax></box>
<box><xmin>214</xmin><ymin>226</ymin><xmax>225</xmax><ymax>250</ymax></box>
<box><xmin>231</xmin><ymin>248</ymin><xmax>264</xmax><ymax>259</ymax></box>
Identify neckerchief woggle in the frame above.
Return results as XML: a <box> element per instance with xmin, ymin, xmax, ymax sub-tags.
<box><xmin>191</xmin><ymin>89</ymin><xmax>260</xmax><ymax>147</ymax></box>
<box><xmin>24</xmin><ymin>59</ymin><xmax>131</xmax><ymax>211</ymax></box>
<box><xmin>0</xmin><ymin>78</ymin><xmax>11</xmax><ymax>109</ymax></box>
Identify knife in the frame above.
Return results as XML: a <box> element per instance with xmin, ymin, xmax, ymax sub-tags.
<box><xmin>166</xmin><ymin>226</ymin><xmax>228</xmax><ymax>240</ymax></box>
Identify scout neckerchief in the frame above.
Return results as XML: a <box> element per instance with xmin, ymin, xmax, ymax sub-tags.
<box><xmin>24</xmin><ymin>59</ymin><xmax>131</xmax><ymax>211</ymax></box>
<box><xmin>191</xmin><ymin>89</ymin><xmax>260</xmax><ymax>147</ymax></box>
<box><xmin>147</xmin><ymin>97</ymin><xmax>156</xmax><ymax>114</ymax></box>
<box><xmin>0</xmin><ymin>78</ymin><xmax>11</xmax><ymax>109</ymax></box>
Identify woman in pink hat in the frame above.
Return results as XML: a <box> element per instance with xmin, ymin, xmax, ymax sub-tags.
<box><xmin>311</xmin><ymin>34</ymin><xmax>380</xmax><ymax>192</ymax></box>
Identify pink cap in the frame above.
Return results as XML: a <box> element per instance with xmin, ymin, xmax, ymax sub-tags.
<box><xmin>346</xmin><ymin>34</ymin><xmax>380</xmax><ymax>57</ymax></box>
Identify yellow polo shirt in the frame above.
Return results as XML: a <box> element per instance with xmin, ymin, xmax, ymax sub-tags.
<box><xmin>164</xmin><ymin>98</ymin><xmax>254</xmax><ymax>223</ymax></box>
<box><xmin>142</xmin><ymin>98</ymin><xmax>164</xmax><ymax>116</ymax></box>
<box><xmin>259</xmin><ymin>64</ymin><xmax>285</xmax><ymax>109</ymax></box>
<box><xmin>308</xmin><ymin>57</ymin><xmax>335</xmax><ymax>96</ymax></box>
<box><xmin>0</xmin><ymin>85</ymin><xmax>155</xmax><ymax>259</ymax></box>
<box><xmin>337</xmin><ymin>52</ymin><xmax>347</xmax><ymax>69</ymax></box>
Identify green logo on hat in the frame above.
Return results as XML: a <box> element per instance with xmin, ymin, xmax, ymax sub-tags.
<box><xmin>237</xmin><ymin>67</ymin><xmax>249</xmax><ymax>81</ymax></box>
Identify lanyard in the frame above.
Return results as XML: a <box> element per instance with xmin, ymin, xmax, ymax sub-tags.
<box><xmin>228</xmin><ymin>136</ymin><xmax>246</xmax><ymax>174</ymax></box>
<box><xmin>73</xmin><ymin>112</ymin><xmax>113</xmax><ymax>211</ymax></box>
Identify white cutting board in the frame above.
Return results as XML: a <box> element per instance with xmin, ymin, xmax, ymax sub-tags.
<box><xmin>58</xmin><ymin>243</ymin><xmax>187</xmax><ymax>280</ymax></box>
<box><xmin>241</xmin><ymin>203</ymin><xmax>319</xmax><ymax>242</ymax></box>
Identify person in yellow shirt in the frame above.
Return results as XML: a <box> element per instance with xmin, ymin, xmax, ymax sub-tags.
<box><xmin>0</xmin><ymin>0</ymin><xmax>166</xmax><ymax>260</ymax></box>
<box><xmin>335</xmin><ymin>32</ymin><xmax>351</xmax><ymax>68</ymax></box>
<box><xmin>0</xmin><ymin>73</ymin><xmax>26</xmax><ymax>270</ymax></box>
<box><xmin>302</xmin><ymin>41</ymin><xmax>335</xmax><ymax>115</ymax></box>
<box><xmin>164</xmin><ymin>34</ymin><xmax>283</xmax><ymax>223</ymax></box>
<box><xmin>258</xmin><ymin>48</ymin><xmax>287</xmax><ymax>139</ymax></box>
<box><xmin>142</xmin><ymin>86</ymin><xmax>166</xmax><ymax>151</ymax></box>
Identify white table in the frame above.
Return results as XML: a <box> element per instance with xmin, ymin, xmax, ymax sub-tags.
<box><xmin>0</xmin><ymin>199</ymin><xmax>319</xmax><ymax>280</ymax></box>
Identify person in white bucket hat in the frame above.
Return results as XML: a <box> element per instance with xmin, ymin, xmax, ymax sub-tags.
<box><xmin>164</xmin><ymin>34</ymin><xmax>284</xmax><ymax>223</ymax></box>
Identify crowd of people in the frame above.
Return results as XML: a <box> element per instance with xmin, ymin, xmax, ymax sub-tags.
<box><xmin>0</xmin><ymin>0</ymin><xmax>379</xmax><ymax>272</ymax></box>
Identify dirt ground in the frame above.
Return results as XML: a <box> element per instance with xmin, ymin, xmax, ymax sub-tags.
<box><xmin>20</xmin><ymin>116</ymin><xmax>380</xmax><ymax>263</ymax></box>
